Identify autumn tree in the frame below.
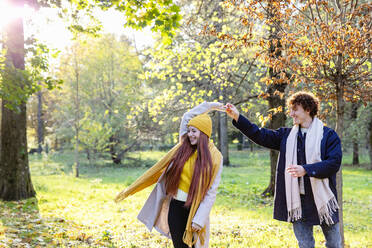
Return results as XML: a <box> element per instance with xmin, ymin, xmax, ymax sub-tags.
<box><xmin>207</xmin><ymin>0</ymin><xmax>291</xmax><ymax>195</ymax></box>
<box><xmin>218</xmin><ymin>0</ymin><xmax>371</xmax><ymax>245</ymax></box>
<box><xmin>279</xmin><ymin>1</ymin><xmax>371</xmax><ymax>244</ymax></box>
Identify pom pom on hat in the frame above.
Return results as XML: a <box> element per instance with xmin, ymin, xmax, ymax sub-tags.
<box><xmin>187</xmin><ymin>114</ymin><xmax>212</xmax><ymax>138</ymax></box>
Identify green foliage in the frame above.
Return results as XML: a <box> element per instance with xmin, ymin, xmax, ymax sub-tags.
<box><xmin>0</xmin><ymin>41</ymin><xmax>62</xmax><ymax>112</ymax></box>
<box><xmin>26</xmin><ymin>41</ymin><xmax>63</xmax><ymax>90</ymax></box>
<box><xmin>79</xmin><ymin>113</ymin><xmax>113</xmax><ymax>154</ymax></box>
<box><xmin>111</xmin><ymin>0</ymin><xmax>180</xmax><ymax>41</ymax></box>
<box><xmin>64</xmin><ymin>0</ymin><xmax>181</xmax><ymax>43</ymax></box>
<box><xmin>0</xmin><ymin>64</ymin><xmax>30</xmax><ymax>112</ymax></box>
<box><xmin>343</xmin><ymin>103</ymin><xmax>372</xmax><ymax>150</ymax></box>
<box><xmin>51</xmin><ymin>33</ymin><xmax>147</xmax><ymax>158</ymax></box>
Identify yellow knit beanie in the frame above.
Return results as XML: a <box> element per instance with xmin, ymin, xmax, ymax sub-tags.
<box><xmin>187</xmin><ymin>114</ymin><xmax>212</xmax><ymax>138</ymax></box>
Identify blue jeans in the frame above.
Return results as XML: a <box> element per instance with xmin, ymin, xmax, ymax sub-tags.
<box><xmin>293</xmin><ymin>221</ymin><xmax>342</xmax><ymax>248</ymax></box>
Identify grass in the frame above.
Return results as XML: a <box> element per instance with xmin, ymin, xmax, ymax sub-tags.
<box><xmin>0</xmin><ymin>149</ymin><xmax>371</xmax><ymax>247</ymax></box>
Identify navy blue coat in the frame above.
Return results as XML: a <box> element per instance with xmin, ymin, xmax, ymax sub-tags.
<box><xmin>233</xmin><ymin>114</ymin><xmax>342</xmax><ymax>225</ymax></box>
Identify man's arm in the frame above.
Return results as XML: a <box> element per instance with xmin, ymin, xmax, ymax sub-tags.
<box><xmin>302</xmin><ymin>130</ymin><xmax>342</xmax><ymax>178</ymax></box>
<box><xmin>233</xmin><ymin>114</ymin><xmax>285</xmax><ymax>151</ymax></box>
<box><xmin>225</xmin><ymin>103</ymin><xmax>284</xmax><ymax>151</ymax></box>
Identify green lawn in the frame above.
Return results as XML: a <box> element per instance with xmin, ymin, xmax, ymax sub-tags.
<box><xmin>0</xmin><ymin>149</ymin><xmax>371</xmax><ymax>247</ymax></box>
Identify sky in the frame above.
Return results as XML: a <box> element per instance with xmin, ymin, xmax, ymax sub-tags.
<box><xmin>0</xmin><ymin>1</ymin><xmax>155</xmax><ymax>51</ymax></box>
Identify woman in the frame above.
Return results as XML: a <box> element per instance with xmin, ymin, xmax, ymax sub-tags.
<box><xmin>115</xmin><ymin>101</ymin><xmax>225</xmax><ymax>248</ymax></box>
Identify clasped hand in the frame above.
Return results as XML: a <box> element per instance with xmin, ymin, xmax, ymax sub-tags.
<box><xmin>286</xmin><ymin>165</ymin><xmax>306</xmax><ymax>177</ymax></box>
<box><xmin>209</xmin><ymin>102</ymin><xmax>240</xmax><ymax>121</ymax></box>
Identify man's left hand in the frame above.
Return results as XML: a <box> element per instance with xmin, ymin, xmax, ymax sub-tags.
<box><xmin>286</xmin><ymin>165</ymin><xmax>306</xmax><ymax>177</ymax></box>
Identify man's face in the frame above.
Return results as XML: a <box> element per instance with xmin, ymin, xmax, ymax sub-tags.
<box><xmin>289</xmin><ymin>104</ymin><xmax>311</xmax><ymax>126</ymax></box>
<box><xmin>187</xmin><ymin>126</ymin><xmax>201</xmax><ymax>145</ymax></box>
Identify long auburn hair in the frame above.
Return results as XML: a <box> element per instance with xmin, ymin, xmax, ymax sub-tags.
<box><xmin>165</xmin><ymin>132</ymin><xmax>214</xmax><ymax>207</ymax></box>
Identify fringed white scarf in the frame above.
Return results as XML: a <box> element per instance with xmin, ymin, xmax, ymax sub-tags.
<box><xmin>285</xmin><ymin>117</ymin><xmax>339</xmax><ymax>225</ymax></box>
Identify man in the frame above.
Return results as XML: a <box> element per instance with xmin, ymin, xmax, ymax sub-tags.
<box><xmin>224</xmin><ymin>91</ymin><xmax>342</xmax><ymax>248</ymax></box>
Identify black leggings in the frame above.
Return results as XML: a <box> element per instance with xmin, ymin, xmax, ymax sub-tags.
<box><xmin>168</xmin><ymin>198</ymin><xmax>195</xmax><ymax>248</ymax></box>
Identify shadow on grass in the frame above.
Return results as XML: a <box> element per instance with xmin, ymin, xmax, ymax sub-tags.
<box><xmin>0</xmin><ymin>198</ymin><xmax>118</xmax><ymax>247</ymax></box>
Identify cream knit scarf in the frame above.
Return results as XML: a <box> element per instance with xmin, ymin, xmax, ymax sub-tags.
<box><xmin>285</xmin><ymin>117</ymin><xmax>339</xmax><ymax>225</ymax></box>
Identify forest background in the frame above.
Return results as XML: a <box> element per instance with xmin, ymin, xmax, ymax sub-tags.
<box><xmin>0</xmin><ymin>0</ymin><xmax>371</xmax><ymax>247</ymax></box>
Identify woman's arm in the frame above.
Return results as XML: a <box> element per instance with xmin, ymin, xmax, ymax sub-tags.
<box><xmin>192</xmin><ymin>160</ymin><xmax>223</xmax><ymax>228</ymax></box>
<box><xmin>179</xmin><ymin>101</ymin><xmax>224</xmax><ymax>142</ymax></box>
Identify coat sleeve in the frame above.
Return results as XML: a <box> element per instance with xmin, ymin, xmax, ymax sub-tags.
<box><xmin>303</xmin><ymin>130</ymin><xmax>342</xmax><ymax>178</ymax></box>
<box><xmin>179</xmin><ymin>101</ymin><xmax>220</xmax><ymax>141</ymax></box>
<box><xmin>232</xmin><ymin>114</ymin><xmax>285</xmax><ymax>151</ymax></box>
<box><xmin>192</xmin><ymin>160</ymin><xmax>223</xmax><ymax>227</ymax></box>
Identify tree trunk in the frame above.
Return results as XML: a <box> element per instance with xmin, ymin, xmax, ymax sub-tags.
<box><xmin>74</xmin><ymin>136</ymin><xmax>80</xmax><ymax>178</ymax></box>
<box><xmin>216</xmin><ymin>112</ymin><xmax>221</xmax><ymax>151</ymax></box>
<box><xmin>109</xmin><ymin>135</ymin><xmax>118</xmax><ymax>163</ymax></box>
<box><xmin>0</xmin><ymin>12</ymin><xmax>35</xmax><ymax>200</ymax></box>
<box><xmin>86</xmin><ymin>149</ymin><xmax>92</xmax><ymax>166</ymax></box>
<box><xmin>73</xmin><ymin>48</ymin><xmax>80</xmax><ymax>178</ymax></box>
<box><xmin>262</xmin><ymin>2</ymin><xmax>286</xmax><ymax>196</ymax></box>
<box><xmin>335</xmin><ymin>81</ymin><xmax>345</xmax><ymax>247</ymax></box>
<box><xmin>37</xmin><ymin>89</ymin><xmax>44</xmax><ymax>154</ymax></box>
<box><xmin>262</xmin><ymin>82</ymin><xmax>286</xmax><ymax>197</ymax></box>
<box><xmin>219</xmin><ymin>110</ymin><xmax>230</xmax><ymax>166</ymax></box>
<box><xmin>238</xmin><ymin>132</ymin><xmax>243</xmax><ymax>151</ymax></box>
<box><xmin>368</xmin><ymin>117</ymin><xmax>372</xmax><ymax>170</ymax></box>
<box><xmin>352</xmin><ymin>142</ymin><xmax>359</xmax><ymax>166</ymax></box>
<box><xmin>351</xmin><ymin>102</ymin><xmax>359</xmax><ymax>166</ymax></box>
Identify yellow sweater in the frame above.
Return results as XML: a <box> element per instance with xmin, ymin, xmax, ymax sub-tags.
<box><xmin>178</xmin><ymin>151</ymin><xmax>197</xmax><ymax>193</ymax></box>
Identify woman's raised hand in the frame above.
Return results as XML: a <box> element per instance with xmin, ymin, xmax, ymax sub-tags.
<box><xmin>209</xmin><ymin>102</ymin><xmax>226</xmax><ymax>112</ymax></box>
<box><xmin>225</xmin><ymin>103</ymin><xmax>239</xmax><ymax>121</ymax></box>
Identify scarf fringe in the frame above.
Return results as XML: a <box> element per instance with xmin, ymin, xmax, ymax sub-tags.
<box><xmin>318</xmin><ymin>197</ymin><xmax>339</xmax><ymax>225</ymax></box>
<box><xmin>183</xmin><ymin>226</ymin><xmax>206</xmax><ymax>247</ymax></box>
<box><xmin>183</xmin><ymin>228</ymin><xmax>194</xmax><ymax>247</ymax></box>
<box><xmin>287</xmin><ymin>206</ymin><xmax>302</xmax><ymax>222</ymax></box>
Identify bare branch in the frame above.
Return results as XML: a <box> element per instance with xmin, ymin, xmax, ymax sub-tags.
<box><xmin>231</xmin><ymin>57</ymin><xmax>258</xmax><ymax>98</ymax></box>
<box><xmin>315</xmin><ymin>2</ymin><xmax>324</xmax><ymax>23</ymax></box>
<box><xmin>233</xmin><ymin>95</ymin><xmax>259</xmax><ymax>105</ymax></box>
<box><xmin>196</xmin><ymin>0</ymin><xmax>204</xmax><ymax>15</ymax></box>
<box><xmin>308</xmin><ymin>4</ymin><xmax>323</xmax><ymax>41</ymax></box>
<box><xmin>334</xmin><ymin>0</ymin><xmax>342</xmax><ymax>13</ymax></box>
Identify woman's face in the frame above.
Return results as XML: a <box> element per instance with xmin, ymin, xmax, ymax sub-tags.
<box><xmin>187</xmin><ymin>126</ymin><xmax>201</xmax><ymax>145</ymax></box>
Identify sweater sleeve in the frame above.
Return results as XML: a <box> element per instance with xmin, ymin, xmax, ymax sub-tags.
<box><xmin>303</xmin><ymin>130</ymin><xmax>342</xmax><ymax>178</ymax></box>
<box><xmin>179</xmin><ymin>101</ymin><xmax>220</xmax><ymax>141</ymax></box>
<box><xmin>232</xmin><ymin>114</ymin><xmax>285</xmax><ymax>151</ymax></box>
<box><xmin>192</xmin><ymin>160</ymin><xmax>223</xmax><ymax>227</ymax></box>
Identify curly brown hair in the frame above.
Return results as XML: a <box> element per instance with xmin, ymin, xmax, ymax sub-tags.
<box><xmin>287</xmin><ymin>91</ymin><xmax>319</xmax><ymax>118</ymax></box>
